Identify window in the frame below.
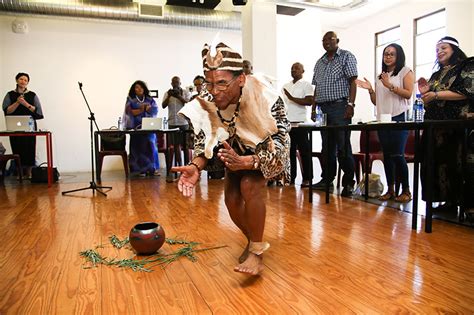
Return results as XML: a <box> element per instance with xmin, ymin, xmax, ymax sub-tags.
<box><xmin>375</xmin><ymin>26</ymin><xmax>401</xmax><ymax>78</ymax></box>
<box><xmin>414</xmin><ymin>9</ymin><xmax>446</xmax><ymax>81</ymax></box>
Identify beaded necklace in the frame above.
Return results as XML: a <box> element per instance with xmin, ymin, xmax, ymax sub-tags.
<box><xmin>136</xmin><ymin>95</ymin><xmax>145</xmax><ymax>103</ymax></box>
<box><xmin>216</xmin><ymin>97</ymin><xmax>241</xmax><ymax>138</ymax></box>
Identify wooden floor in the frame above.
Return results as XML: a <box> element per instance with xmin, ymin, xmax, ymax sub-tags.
<box><xmin>1</xmin><ymin>174</ymin><xmax>473</xmax><ymax>314</ymax></box>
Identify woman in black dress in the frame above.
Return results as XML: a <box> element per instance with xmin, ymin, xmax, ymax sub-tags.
<box><xmin>418</xmin><ymin>36</ymin><xmax>474</xmax><ymax>216</ymax></box>
<box><xmin>2</xmin><ymin>73</ymin><xmax>44</xmax><ymax>178</ymax></box>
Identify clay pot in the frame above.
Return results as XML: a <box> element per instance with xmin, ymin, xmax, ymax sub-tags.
<box><xmin>129</xmin><ymin>222</ymin><xmax>166</xmax><ymax>255</ymax></box>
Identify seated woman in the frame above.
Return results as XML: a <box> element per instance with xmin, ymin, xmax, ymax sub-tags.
<box><xmin>356</xmin><ymin>44</ymin><xmax>414</xmax><ymax>202</ymax></box>
<box><xmin>122</xmin><ymin>80</ymin><xmax>159</xmax><ymax>176</ymax></box>
<box><xmin>2</xmin><ymin>72</ymin><xmax>44</xmax><ymax>178</ymax></box>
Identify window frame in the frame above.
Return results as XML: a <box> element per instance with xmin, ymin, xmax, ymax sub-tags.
<box><xmin>413</xmin><ymin>8</ymin><xmax>446</xmax><ymax>80</ymax></box>
<box><xmin>374</xmin><ymin>25</ymin><xmax>401</xmax><ymax>81</ymax></box>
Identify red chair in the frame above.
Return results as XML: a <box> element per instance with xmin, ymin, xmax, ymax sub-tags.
<box><xmin>353</xmin><ymin>130</ymin><xmax>384</xmax><ymax>176</ymax></box>
<box><xmin>355</xmin><ymin>129</ymin><xmax>419</xmax><ymax>194</ymax></box>
<box><xmin>156</xmin><ymin>133</ymin><xmax>171</xmax><ymax>175</ymax></box>
<box><xmin>404</xmin><ymin>130</ymin><xmax>417</xmax><ymax>163</ymax></box>
<box><xmin>0</xmin><ymin>154</ymin><xmax>23</xmax><ymax>182</ymax></box>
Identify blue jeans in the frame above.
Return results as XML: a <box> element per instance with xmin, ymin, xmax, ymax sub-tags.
<box><xmin>377</xmin><ymin>113</ymin><xmax>409</xmax><ymax>190</ymax></box>
<box><xmin>320</xmin><ymin>100</ymin><xmax>355</xmax><ymax>187</ymax></box>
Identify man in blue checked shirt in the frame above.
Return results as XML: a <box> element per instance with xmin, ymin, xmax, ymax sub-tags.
<box><xmin>311</xmin><ymin>31</ymin><xmax>357</xmax><ymax>197</ymax></box>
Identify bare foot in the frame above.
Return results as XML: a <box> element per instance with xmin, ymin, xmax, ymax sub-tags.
<box><xmin>239</xmin><ymin>240</ymin><xmax>250</xmax><ymax>263</ymax></box>
<box><xmin>234</xmin><ymin>253</ymin><xmax>264</xmax><ymax>276</ymax></box>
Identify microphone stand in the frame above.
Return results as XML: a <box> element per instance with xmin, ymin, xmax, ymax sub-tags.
<box><xmin>62</xmin><ymin>82</ymin><xmax>111</xmax><ymax>197</ymax></box>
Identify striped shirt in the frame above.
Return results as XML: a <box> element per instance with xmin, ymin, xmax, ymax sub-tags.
<box><xmin>312</xmin><ymin>48</ymin><xmax>358</xmax><ymax>103</ymax></box>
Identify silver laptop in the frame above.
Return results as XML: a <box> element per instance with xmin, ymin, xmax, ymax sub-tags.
<box><xmin>141</xmin><ymin>117</ymin><xmax>163</xmax><ymax>130</ymax></box>
<box><xmin>5</xmin><ymin>116</ymin><xmax>33</xmax><ymax>131</ymax></box>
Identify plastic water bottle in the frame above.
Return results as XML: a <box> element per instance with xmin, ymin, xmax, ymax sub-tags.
<box><xmin>406</xmin><ymin>107</ymin><xmax>413</xmax><ymax>121</ymax></box>
<box><xmin>28</xmin><ymin>117</ymin><xmax>34</xmax><ymax>131</ymax></box>
<box><xmin>117</xmin><ymin>117</ymin><xmax>122</xmax><ymax>130</ymax></box>
<box><xmin>163</xmin><ymin>117</ymin><xmax>168</xmax><ymax>130</ymax></box>
<box><xmin>413</xmin><ymin>94</ymin><xmax>425</xmax><ymax>122</ymax></box>
<box><xmin>314</xmin><ymin>106</ymin><xmax>323</xmax><ymax>126</ymax></box>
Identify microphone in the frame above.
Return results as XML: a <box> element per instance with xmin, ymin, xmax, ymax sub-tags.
<box><xmin>78</xmin><ymin>82</ymin><xmax>83</xmax><ymax>89</ymax></box>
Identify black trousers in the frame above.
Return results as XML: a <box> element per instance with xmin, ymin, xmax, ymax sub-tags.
<box><xmin>10</xmin><ymin>136</ymin><xmax>36</xmax><ymax>166</ymax></box>
<box><xmin>289</xmin><ymin>127</ymin><xmax>312</xmax><ymax>181</ymax></box>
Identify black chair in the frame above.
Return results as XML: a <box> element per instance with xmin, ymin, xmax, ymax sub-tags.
<box><xmin>97</xmin><ymin>133</ymin><xmax>129</xmax><ymax>179</ymax></box>
<box><xmin>0</xmin><ymin>154</ymin><xmax>23</xmax><ymax>182</ymax></box>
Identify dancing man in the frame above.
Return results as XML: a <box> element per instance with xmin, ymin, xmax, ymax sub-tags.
<box><xmin>172</xmin><ymin>43</ymin><xmax>290</xmax><ymax>275</ymax></box>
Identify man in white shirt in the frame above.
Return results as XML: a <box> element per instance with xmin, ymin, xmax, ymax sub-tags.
<box><xmin>282</xmin><ymin>62</ymin><xmax>314</xmax><ymax>186</ymax></box>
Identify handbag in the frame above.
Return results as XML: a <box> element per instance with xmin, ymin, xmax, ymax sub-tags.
<box><xmin>354</xmin><ymin>173</ymin><xmax>384</xmax><ymax>198</ymax></box>
<box><xmin>31</xmin><ymin>162</ymin><xmax>60</xmax><ymax>183</ymax></box>
<box><xmin>100</xmin><ymin>127</ymin><xmax>126</xmax><ymax>151</ymax></box>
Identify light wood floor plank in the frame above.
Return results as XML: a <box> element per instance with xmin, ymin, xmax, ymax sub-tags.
<box><xmin>0</xmin><ymin>176</ymin><xmax>473</xmax><ymax>314</ymax></box>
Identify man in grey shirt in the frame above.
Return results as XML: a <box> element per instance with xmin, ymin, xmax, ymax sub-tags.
<box><xmin>162</xmin><ymin>76</ymin><xmax>191</xmax><ymax>168</ymax></box>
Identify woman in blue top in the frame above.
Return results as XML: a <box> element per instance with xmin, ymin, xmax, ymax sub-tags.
<box><xmin>123</xmin><ymin>80</ymin><xmax>159</xmax><ymax>176</ymax></box>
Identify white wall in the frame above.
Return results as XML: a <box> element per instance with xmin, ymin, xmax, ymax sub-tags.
<box><xmin>276</xmin><ymin>9</ymin><xmax>323</xmax><ymax>90</ymax></box>
<box><xmin>242</xmin><ymin>1</ymin><xmax>278</xmax><ymax>78</ymax></box>
<box><xmin>0</xmin><ymin>15</ymin><xmax>241</xmax><ymax>172</ymax></box>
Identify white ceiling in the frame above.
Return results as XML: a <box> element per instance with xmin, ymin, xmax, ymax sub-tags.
<box><xmin>138</xmin><ymin>0</ymin><xmax>410</xmax><ymax>29</ymax></box>
<box><xmin>214</xmin><ymin>0</ymin><xmax>409</xmax><ymax>29</ymax></box>
<box><xmin>310</xmin><ymin>0</ymin><xmax>408</xmax><ymax>29</ymax></box>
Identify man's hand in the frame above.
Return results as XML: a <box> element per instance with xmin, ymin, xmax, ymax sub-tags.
<box><xmin>283</xmin><ymin>88</ymin><xmax>293</xmax><ymax>100</ymax></box>
<box><xmin>168</xmin><ymin>89</ymin><xmax>177</xmax><ymax>97</ymax></box>
<box><xmin>171</xmin><ymin>165</ymin><xmax>200</xmax><ymax>197</ymax></box>
<box><xmin>218</xmin><ymin>141</ymin><xmax>252</xmax><ymax>171</ymax></box>
<box><xmin>344</xmin><ymin>105</ymin><xmax>354</xmax><ymax>119</ymax></box>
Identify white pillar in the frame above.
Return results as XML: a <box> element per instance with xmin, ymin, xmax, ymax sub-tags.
<box><xmin>241</xmin><ymin>0</ymin><xmax>277</xmax><ymax>78</ymax></box>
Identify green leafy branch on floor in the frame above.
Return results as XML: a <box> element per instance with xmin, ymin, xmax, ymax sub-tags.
<box><xmin>80</xmin><ymin>235</ymin><xmax>226</xmax><ymax>272</ymax></box>
<box><xmin>109</xmin><ymin>235</ymin><xmax>129</xmax><ymax>249</ymax></box>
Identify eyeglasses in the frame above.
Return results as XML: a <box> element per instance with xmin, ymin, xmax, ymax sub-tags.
<box><xmin>383</xmin><ymin>53</ymin><xmax>396</xmax><ymax>57</ymax></box>
<box><xmin>204</xmin><ymin>76</ymin><xmax>239</xmax><ymax>92</ymax></box>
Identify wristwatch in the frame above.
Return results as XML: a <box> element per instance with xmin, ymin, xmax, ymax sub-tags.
<box><xmin>252</xmin><ymin>155</ymin><xmax>259</xmax><ymax>170</ymax></box>
<box><xmin>347</xmin><ymin>102</ymin><xmax>355</xmax><ymax>107</ymax></box>
<box><xmin>389</xmin><ymin>85</ymin><xmax>395</xmax><ymax>92</ymax></box>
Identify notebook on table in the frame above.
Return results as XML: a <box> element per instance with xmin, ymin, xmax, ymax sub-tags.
<box><xmin>5</xmin><ymin>116</ymin><xmax>33</xmax><ymax>131</ymax></box>
<box><xmin>141</xmin><ymin>117</ymin><xmax>163</xmax><ymax>130</ymax></box>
